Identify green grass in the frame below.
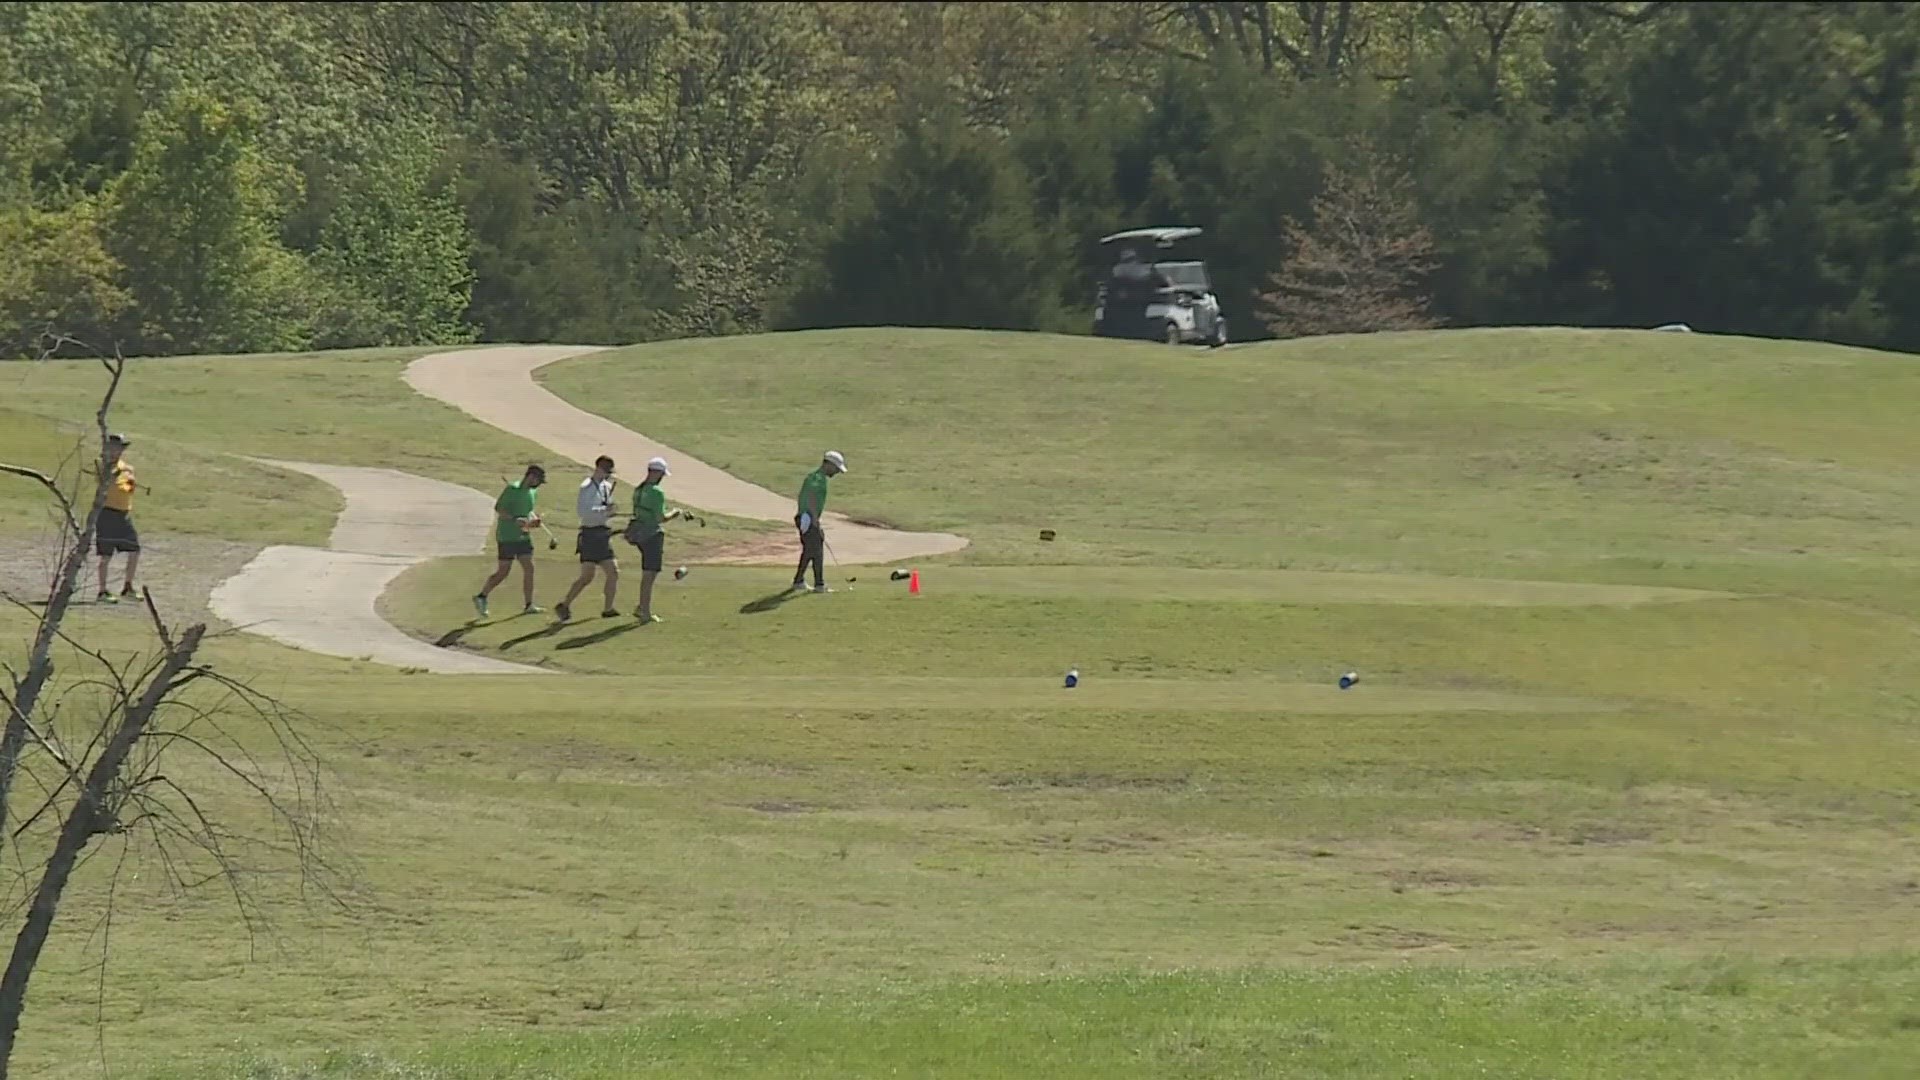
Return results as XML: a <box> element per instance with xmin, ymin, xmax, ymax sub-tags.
<box><xmin>0</xmin><ymin>403</ymin><xmax>340</xmax><ymax>546</ymax></box>
<box><xmin>5</xmin><ymin>328</ymin><xmax>1920</xmax><ymax>1078</ymax></box>
<box><xmin>539</xmin><ymin>328</ymin><xmax>1920</xmax><ymax>610</ymax></box>
<box><xmin>163</xmin><ymin>958</ymin><xmax>1920</xmax><ymax>1079</ymax></box>
<box><xmin>1</xmin><ymin>347</ymin><xmax>774</xmax><ymax>547</ymax></box>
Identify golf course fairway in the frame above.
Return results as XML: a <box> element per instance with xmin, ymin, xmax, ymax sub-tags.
<box><xmin>3</xmin><ymin>326</ymin><xmax>1919</xmax><ymax>1078</ymax></box>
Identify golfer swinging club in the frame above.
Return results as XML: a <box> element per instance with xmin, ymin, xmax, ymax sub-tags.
<box><xmin>792</xmin><ymin>450</ymin><xmax>847</xmax><ymax>594</ymax></box>
<box><xmin>554</xmin><ymin>455</ymin><xmax>620</xmax><ymax>624</ymax></box>
<box><xmin>473</xmin><ymin>463</ymin><xmax>546</xmax><ymax>618</ymax></box>
<box><xmin>624</xmin><ymin>456</ymin><xmax>681</xmax><ymax>624</ymax></box>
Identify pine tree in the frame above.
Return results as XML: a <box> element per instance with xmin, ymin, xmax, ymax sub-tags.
<box><xmin>1256</xmin><ymin>147</ymin><xmax>1442</xmax><ymax>339</ymax></box>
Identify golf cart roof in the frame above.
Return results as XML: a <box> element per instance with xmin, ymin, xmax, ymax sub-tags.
<box><xmin>1100</xmin><ymin>227</ymin><xmax>1204</xmax><ymax>249</ymax></box>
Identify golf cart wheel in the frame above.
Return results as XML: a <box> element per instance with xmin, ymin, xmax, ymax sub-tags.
<box><xmin>1209</xmin><ymin>320</ymin><xmax>1228</xmax><ymax>349</ymax></box>
<box><xmin>1164</xmin><ymin>321</ymin><xmax>1183</xmax><ymax>346</ymax></box>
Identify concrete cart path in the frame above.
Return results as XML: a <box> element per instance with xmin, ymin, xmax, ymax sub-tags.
<box><xmin>403</xmin><ymin>345</ymin><xmax>971</xmax><ymax>565</ymax></box>
<box><xmin>209</xmin><ymin>459</ymin><xmax>543</xmax><ymax>676</ymax></box>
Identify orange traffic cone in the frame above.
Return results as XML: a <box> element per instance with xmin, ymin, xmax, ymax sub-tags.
<box><xmin>909</xmin><ymin>570</ymin><xmax>921</xmax><ymax>595</ymax></box>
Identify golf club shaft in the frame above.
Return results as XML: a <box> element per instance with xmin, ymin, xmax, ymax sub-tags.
<box><xmin>823</xmin><ymin>535</ymin><xmax>854</xmax><ymax>582</ymax></box>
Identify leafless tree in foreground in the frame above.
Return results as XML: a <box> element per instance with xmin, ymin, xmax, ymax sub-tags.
<box><xmin>0</xmin><ymin>339</ymin><xmax>350</xmax><ymax>1078</ymax></box>
<box><xmin>1256</xmin><ymin>141</ymin><xmax>1443</xmax><ymax>340</ymax></box>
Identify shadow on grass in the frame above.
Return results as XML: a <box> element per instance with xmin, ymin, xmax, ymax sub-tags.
<box><xmin>555</xmin><ymin>621</ymin><xmax>648</xmax><ymax>650</ymax></box>
<box><xmin>739</xmin><ymin>588</ymin><xmax>804</xmax><ymax>615</ymax></box>
<box><xmin>434</xmin><ymin>625</ymin><xmax>479</xmax><ymax>648</ymax></box>
<box><xmin>499</xmin><ymin>622</ymin><xmax>568</xmax><ymax>650</ymax></box>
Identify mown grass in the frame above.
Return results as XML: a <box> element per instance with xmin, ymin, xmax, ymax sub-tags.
<box><xmin>14</xmin><ymin>596</ymin><xmax>1915</xmax><ymax>1078</ymax></box>
<box><xmin>0</xmin><ymin>403</ymin><xmax>339</xmax><ymax>547</ymax></box>
<box><xmin>165</xmin><ymin>958</ymin><xmax>1920</xmax><ymax>1080</ymax></box>
<box><xmin>2</xmin><ymin>349</ymin><xmax>774</xmax><ymax>548</ymax></box>
<box><xmin>539</xmin><ymin>327</ymin><xmax>1920</xmax><ymax>610</ymax></box>
<box><xmin>3</xmin><ymin>328</ymin><xmax>1920</xmax><ymax>1078</ymax></box>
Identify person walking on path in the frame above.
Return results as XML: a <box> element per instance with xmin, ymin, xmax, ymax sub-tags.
<box><xmin>474</xmin><ymin>464</ymin><xmax>546</xmax><ymax>618</ymax></box>
<box><xmin>623</xmin><ymin>456</ymin><xmax>681</xmax><ymax>623</ymax></box>
<box><xmin>555</xmin><ymin>455</ymin><xmax>621</xmax><ymax>623</ymax></box>
<box><xmin>94</xmin><ymin>433</ymin><xmax>142</xmax><ymax>603</ymax></box>
<box><xmin>791</xmin><ymin>450</ymin><xmax>847</xmax><ymax>594</ymax></box>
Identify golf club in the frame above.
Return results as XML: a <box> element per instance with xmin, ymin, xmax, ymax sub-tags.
<box><xmin>823</xmin><ymin>535</ymin><xmax>855</xmax><ymax>589</ymax></box>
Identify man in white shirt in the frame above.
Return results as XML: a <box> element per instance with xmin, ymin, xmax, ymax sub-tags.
<box><xmin>554</xmin><ymin>455</ymin><xmax>620</xmax><ymax>623</ymax></box>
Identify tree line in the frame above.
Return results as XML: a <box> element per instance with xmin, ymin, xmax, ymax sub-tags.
<box><xmin>5</xmin><ymin>1</ymin><xmax>1919</xmax><ymax>358</ymax></box>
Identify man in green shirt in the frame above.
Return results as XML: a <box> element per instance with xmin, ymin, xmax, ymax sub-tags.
<box><xmin>473</xmin><ymin>464</ymin><xmax>546</xmax><ymax>619</ymax></box>
<box><xmin>622</xmin><ymin>456</ymin><xmax>681</xmax><ymax>623</ymax></box>
<box><xmin>792</xmin><ymin>450</ymin><xmax>847</xmax><ymax>594</ymax></box>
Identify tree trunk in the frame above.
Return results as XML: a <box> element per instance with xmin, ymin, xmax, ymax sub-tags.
<box><xmin>0</xmin><ymin>623</ymin><xmax>206</xmax><ymax>1076</ymax></box>
<box><xmin>0</xmin><ymin>503</ymin><xmax>102</xmax><ymax>842</ymax></box>
<box><xmin>1</xmin><ymin>360</ymin><xmax>123</xmax><ymax>842</ymax></box>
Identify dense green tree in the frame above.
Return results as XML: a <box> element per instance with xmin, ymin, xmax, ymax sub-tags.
<box><xmin>783</xmin><ymin>98</ymin><xmax>1061</xmax><ymax>332</ymax></box>
<box><xmin>1540</xmin><ymin>3</ymin><xmax>1893</xmax><ymax>344</ymax></box>
<box><xmin>444</xmin><ymin>144</ymin><xmax>679</xmax><ymax>345</ymax></box>
<box><xmin>303</xmin><ymin>129</ymin><xmax>475</xmax><ymax>348</ymax></box>
<box><xmin>0</xmin><ymin>201</ymin><xmax>130</xmax><ymax>355</ymax></box>
<box><xmin>5</xmin><ymin>1</ymin><xmax>1920</xmax><ymax>356</ymax></box>
<box><xmin>105</xmin><ymin>93</ymin><xmax>316</xmax><ymax>354</ymax></box>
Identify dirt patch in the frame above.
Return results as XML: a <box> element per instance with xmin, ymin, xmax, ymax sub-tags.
<box><xmin>701</xmin><ymin>533</ymin><xmax>801</xmax><ymax>566</ymax></box>
<box><xmin>0</xmin><ymin>532</ymin><xmax>262</xmax><ymax>630</ymax></box>
<box><xmin>989</xmin><ymin>772</ymin><xmax>1193</xmax><ymax>793</ymax></box>
<box><xmin>1026</xmin><ymin>831</ymin><xmax>1167</xmax><ymax>854</ymax></box>
<box><xmin>746</xmin><ymin>800</ymin><xmax>817</xmax><ymax>815</ymax></box>
<box><xmin>1560</xmin><ymin>822</ymin><xmax>1655</xmax><ymax>846</ymax></box>
<box><xmin>1333</xmin><ymin>926</ymin><xmax>1452</xmax><ymax>951</ymax></box>
<box><xmin>1385</xmin><ymin>867</ymin><xmax>1484</xmax><ymax>894</ymax></box>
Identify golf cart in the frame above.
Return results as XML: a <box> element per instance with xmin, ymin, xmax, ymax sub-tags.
<box><xmin>1092</xmin><ymin>227</ymin><xmax>1228</xmax><ymax>348</ymax></box>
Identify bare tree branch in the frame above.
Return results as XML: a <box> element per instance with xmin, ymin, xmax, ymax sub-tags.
<box><xmin>2</xmin><ymin>348</ymin><xmax>125</xmax><ymax>842</ymax></box>
<box><xmin>0</xmin><ymin>623</ymin><xmax>206</xmax><ymax>1067</ymax></box>
<box><xmin>0</xmin><ymin>338</ymin><xmax>351</xmax><ymax>1077</ymax></box>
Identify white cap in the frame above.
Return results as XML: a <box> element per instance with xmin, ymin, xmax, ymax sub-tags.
<box><xmin>647</xmin><ymin>456</ymin><xmax>670</xmax><ymax>476</ymax></box>
<box><xmin>824</xmin><ymin>450</ymin><xmax>848</xmax><ymax>473</ymax></box>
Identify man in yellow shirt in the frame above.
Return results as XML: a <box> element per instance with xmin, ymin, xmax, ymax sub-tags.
<box><xmin>95</xmin><ymin>433</ymin><xmax>141</xmax><ymax>603</ymax></box>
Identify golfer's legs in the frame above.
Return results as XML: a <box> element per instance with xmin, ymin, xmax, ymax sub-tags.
<box><xmin>804</xmin><ymin>527</ymin><xmax>826</xmax><ymax>587</ymax></box>
<box><xmin>638</xmin><ymin>569</ymin><xmax>658</xmax><ymax>617</ymax></box>
<box><xmin>563</xmin><ymin>563</ymin><xmax>594</xmax><ymax>605</ymax></box>
<box><xmin>479</xmin><ymin>559</ymin><xmax>512</xmax><ymax>596</ymax></box>
<box><xmin>602</xmin><ymin>563</ymin><xmax>620</xmax><ymax>609</ymax></box>
<box><xmin>122</xmin><ymin>550</ymin><xmax>139</xmax><ymax>590</ymax></box>
<box><xmin>97</xmin><ymin>554</ymin><xmax>111</xmax><ymax>594</ymax></box>
<box><xmin>517</xmin><ymin>555</ymin><xmax>536</xmax><ymax>605</ymax></box>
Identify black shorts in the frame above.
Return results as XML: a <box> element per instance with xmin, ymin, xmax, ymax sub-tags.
<box><xmin>96</xmin><ymin>508</ymin><xmax>139</xmax><ymax>556</ymax></box>
<box><xmin>496</xmin><ymin>537</ymin><xmax>535</xmax><ymax>560</ymax></box>
<box><xmin>636</xmin><ymin>531</ymin><xmax>664</xmax><ymax>573</ymax></box>
<box><xmin>576</xmin><ymin>526</ymin><xmax>615</xmax><ymax>564</ymax></box>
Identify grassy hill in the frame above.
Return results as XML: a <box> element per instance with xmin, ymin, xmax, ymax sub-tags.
<box><xmin>5</xmin><ymin>328</ymin><xmax>1920</xmax><ymax>1078</ymax></box>
<box><xmin>539</xmin><ymin>327</ymin><xmax>1920</xmax><ymax>606</ymax></box>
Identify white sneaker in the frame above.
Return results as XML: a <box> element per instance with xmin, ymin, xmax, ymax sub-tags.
<box><xmin>811</xmin><ymin>585</ymin><xmax>833</xmax><ymax>595</ymax></box>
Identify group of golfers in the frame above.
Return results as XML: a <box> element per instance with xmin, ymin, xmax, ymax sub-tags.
<box><xmin>471</xmin><ymin>449</ymin><xmax>849</xmax><ymax>624</ymax></box>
